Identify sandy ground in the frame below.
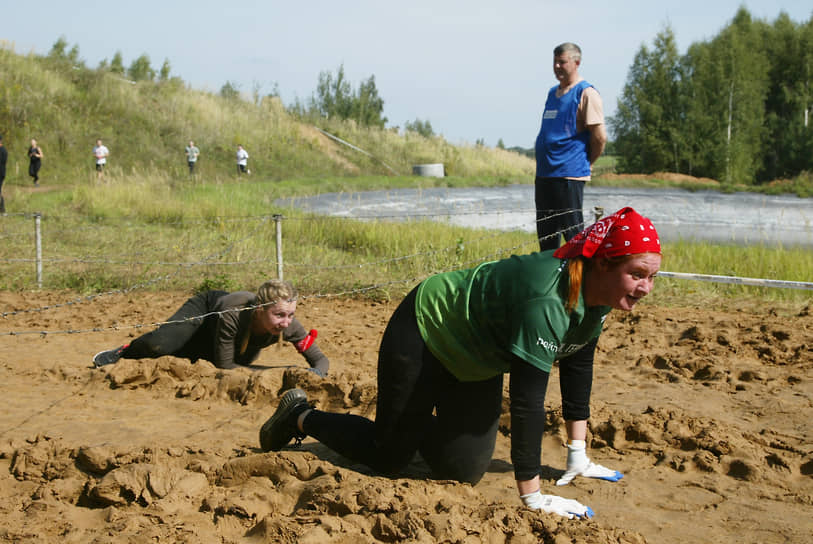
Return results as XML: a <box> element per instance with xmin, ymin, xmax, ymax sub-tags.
<box><xmin>0</xmin><ymin>290</ymin><xmax>811</xmax><ymax>543</ymax></box>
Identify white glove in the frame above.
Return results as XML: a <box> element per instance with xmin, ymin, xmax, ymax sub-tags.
<box><xmin>520</xmin><ymin>491</ymin><xmax>594</xmax><ymax>519</ymax></box>
<box><xmin>556</xmin><ymin>440</ymin><xmax>624</xmax><ymax>486</ymax></box>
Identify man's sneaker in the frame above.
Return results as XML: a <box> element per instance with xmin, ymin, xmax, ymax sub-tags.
<box><xmin>93</xmin><ymin>346</ymin><xmax>125</xmax><ymax>367</ymax></box>
<box><xmin>259</xmin><ymin>388</ymin><xmax>310</xmax><ymax>452</ymax></box>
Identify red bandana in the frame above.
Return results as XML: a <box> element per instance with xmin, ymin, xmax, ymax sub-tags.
<box><xmin>553</xmin><ymin>207</ymin><xmax>661</xmax><ymax>259</ymax></box>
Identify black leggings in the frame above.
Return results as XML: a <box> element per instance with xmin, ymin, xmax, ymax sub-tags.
<box><xmin>121</xmin><ymin>290</ymin><xmax>226</xmax><ymax>361</ymax></box>
<box><xmin>29</xmin><ymin>159</ymin><xmax>41</xmax><ymax>182</ymax></box>
<box><xmin>302</xmin><ymin>289</ymin><xmax>597</xmax><ymax>483</ymax></box>
<box><xmin>534</xmin><ymin>177</ymin><xmax>585</xmax><ymax>251</ymax></box>
<box><xmin>302</xmin><ymin>287</ymin><xmax>502</xmax><ymax>484</ymax></box>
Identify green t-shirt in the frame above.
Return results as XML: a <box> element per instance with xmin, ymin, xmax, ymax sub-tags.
<box><xmin>415</xmin><ymin>251</ymin><xmax>610</xmax><ymax>381</ymax></box>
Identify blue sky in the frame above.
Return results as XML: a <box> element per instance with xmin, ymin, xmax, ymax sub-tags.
<box><xmin>2</xmin><ymin>1</ymin><xmax>811</xmax><ymax>148</ymax></box>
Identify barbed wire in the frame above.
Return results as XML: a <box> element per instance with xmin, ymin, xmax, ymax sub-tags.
<box><xmin>8</xmin><ymin>206</ymin><xmax>811</xmax><ymax>233</ymax></box>
<box><xmin>3</xmin><ymin>206</ymin><xmax>809</xmax><ymax>337</ymax></box>
<box><xmin>0</xmin><ymin>298</ymin><xmax>290</xmax><ymax>337</ymax></box>
<box><xmin>3</xmin><ymin>238</ymin><xmax>810</xmax><ymax>337</ymax></box>
<box><xmin>1</xmin><ymin>209</ymin><xmax>580</xmax><ymax>274</ymax></box>
<box><xmin>5</xmin><ymin>256</ymin><xmax>812</xmax><ymax>338</ymax></box>
<box><xmin>0</xmin><ymin>257</ymin><xmax>266</xmax><ymax>266</ymax></box>
<box><xmin>7</xmin><ymin>206</ymin><xmax>577</xmax><ymax>228</ymax></box>
<box><xmin>657</xmin><ymin>271</ymin><xmax>812</xmax><ymax>291</ymax></box>
<box><xmin>0</xmin><ymin>222</ymin><xmax>567</xmax><ymax>335</ymax></box>
<box><xmin>1</xmin><ymin>206</ymin><xmax>581</xmax><ymax>266</ymax></box>
<box><xmin>2</xmin><ymin>228</ymin><xmax>238</xmax><ymax>268</ymax></box>
<box><xmin>281</xmin><ymin>209</ymin><xmax>537</xmax><ymax>221</ymax></box>
<box><xmin>0</xmin><ymin>273</ymin><xmax>440</xmax><ymax>337</ymax></box>
<box><xmin>0</xmin><ymin>211</ymin><xmax>40</xmax><ymax>219</ymax></box>
<box><xmin>5</xmin><ymin>211</ymin><xmax>282</xmax><ymax>227</ymax></box>
<box><xmin>0</xmin><ymin>214</ymin><xmax>558</xmax><ymax>269</ymax></box>
<box><xmin>0</xmin><ymin>232</ymin><xmax>33</xmax><ymax>241</ymax></box>
<box><xmin>1</xmin><ymin>216</ymin><xmax>272</xmax><ymax>318</ymax></box>
<box><xmin>35</xmin><ymin>231</ymin><xmax>245</xmax><ymax>263</ymax></box>
<box><xmin>0</xmin><ymin>222</ymin><xmax>570</xmax><ymax>337</ymax></box>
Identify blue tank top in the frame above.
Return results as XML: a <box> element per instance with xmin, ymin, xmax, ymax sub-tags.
<box><xmin>535</xmin><ymin>80</ymin><xmax>593</xmax><ymax>178</ymax></box>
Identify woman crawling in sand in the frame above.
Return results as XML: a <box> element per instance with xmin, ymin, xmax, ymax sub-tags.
<box><xmin>261</xmin><ymin>207</ymin><xmax>661</xmax><ymax>519</ymax></box>
<box><xmin>92</xmin><ymin>279</ymin><xmax>328</xmax><ymax>376</ymax></box>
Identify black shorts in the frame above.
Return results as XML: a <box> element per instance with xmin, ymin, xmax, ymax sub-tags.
<box><xmin>96</xmin><ymin>163</ymin><xmax>105</xmax><ymax>172</ymax></box>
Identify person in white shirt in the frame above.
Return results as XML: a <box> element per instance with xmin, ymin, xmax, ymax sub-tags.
<box><xmin>236</xmin><ymin>144</ymin><xmax>250</xmax><ymax>175</ymax></box>
<box><xmin>185</xmin><ymin>140</ymin><xmax>200</xmax><ymax>174</ymax></box>
<box><xmin>93</xmin><ymin>138</ymin><xmax>110</xmax><ymax>181</ymax></box>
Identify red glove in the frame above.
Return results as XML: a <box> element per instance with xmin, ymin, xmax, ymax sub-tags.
<box><xmin>295</xmin><ymin>329</ymin><xmax>317</xmax><ymax>353</ymax></box>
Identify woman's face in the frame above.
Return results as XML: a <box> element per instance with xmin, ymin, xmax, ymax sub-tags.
<box><xmin>255</xmin><ymin>300</ymin><xmax>296</xmax><ymax>334</ymax></box>
<box><xmin>589</xmin><ymin>253</ymin><xmax>662</xmax><ymax>311</ymax></box>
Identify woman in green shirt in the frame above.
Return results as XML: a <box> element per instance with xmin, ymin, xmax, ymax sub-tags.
<box><xmin>261</xmin><ymin>207</ymin><xmax>661</xmax><ymax>519</ymax></box>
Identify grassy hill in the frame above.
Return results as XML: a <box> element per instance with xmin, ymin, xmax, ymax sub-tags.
<box><xmin>0</xmin><ymin>43</ymin><xmax>534</xmax><ymax>186</ymax></box>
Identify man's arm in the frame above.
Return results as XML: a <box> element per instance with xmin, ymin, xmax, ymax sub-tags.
<box><xmin>580</xmin><ymin>87</ymin><xmax>607</xmax><ymax>165</ymax></box>
<box><xmin>587</xmin><ymin>123</ymin><xmax>607</xmax><ymax>165</ymax></box>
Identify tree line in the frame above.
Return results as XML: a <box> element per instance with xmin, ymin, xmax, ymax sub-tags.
<box><xmin>611</xmin><ymin>8</ymin><xmax>812</xmax><ymax>184</ymax></box>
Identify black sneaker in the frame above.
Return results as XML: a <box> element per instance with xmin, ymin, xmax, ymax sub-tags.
<box><xmin>259</xmin><ymin>388</ymin><xmax>310</xmax><ymax>452</ymax></box>
<box><xmin>93</xmin><ymin>346</ymin><xmax>125</xmax><ymax>367</ymax></box>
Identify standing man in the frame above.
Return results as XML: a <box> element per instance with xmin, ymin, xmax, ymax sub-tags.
<box><xmin>534</xmin><ymin>42</ymin><xmax>607</xmax><ymax>251</ymax></box>
<box><xmin>93</xmin><ymin>138</ymin><xmax>110</xmax><ymax>181</ymax></box>
<box><xmin>236</xmin><ymin>144</ymin><xmax>250</xmax><ymax>175</ymax></box>
<box><xmin>0</xmin><ymin>135</ymin><xmax>8</xmax><ymax>214</ymax></box>
<box><xmin>185</xmin><ymin>140</ymin><xmax>200</xmax><ymax>174</ymax></box>
<box><xmin>28</xmin><ymin>138</ymin><xmax>43</xmax><ymax>187</ymax></box>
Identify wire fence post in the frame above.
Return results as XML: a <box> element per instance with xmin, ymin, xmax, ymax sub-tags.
<box><xmin>273</xmin><ymin>214</ymin><xmax>285</xmax><ymax>348</ymax></box>
<box><xmin>273</xmin><ymin>214</ymin><xmax>284</xmax><ymax>280</ymax></box>
<box><xmin>34</xmin><ymin>212</ymin><xmax>43</xmax><ymax>288</ymax></box>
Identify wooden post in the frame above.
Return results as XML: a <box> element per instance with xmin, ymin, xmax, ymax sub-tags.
<box><xmin>274</xmin><ymin>214</ymin><xmax>283</xmax><ymax>280</ymax></box>
<box><xmin>35</xmin><ymin>213</ymin><xmax>43</xmax><ymax>288</ymax></box>
<box><xmin>273</xmin><ymin>214</ymin><xmax>284</xmax><ymax>348</ymax></box>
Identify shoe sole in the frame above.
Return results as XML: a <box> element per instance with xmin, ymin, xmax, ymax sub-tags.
<box><xmin>259</xmin><ymin>388</ymin><xmax>308</xmax><ymax>452</ymax></box>
<box><xmin>92</xmin><ymin>350</ymin><xmax>116</xmax><ymax>367</ymax></box>
<box><xmin>92</xmin><ymin>346</ymin><xmax>125</xmax><ymax>368</ymax></box>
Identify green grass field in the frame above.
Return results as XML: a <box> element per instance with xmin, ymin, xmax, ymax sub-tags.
<box><xmin>2</xmin><ymin>174</ymin><xmax>810</xmax><ymax>315</ymax></box>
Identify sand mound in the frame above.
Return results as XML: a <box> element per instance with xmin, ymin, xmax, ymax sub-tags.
<box><xmin>5</xmin><ymin>434</ymin><xmax>648</xmax><ymax>543</ymax></box>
